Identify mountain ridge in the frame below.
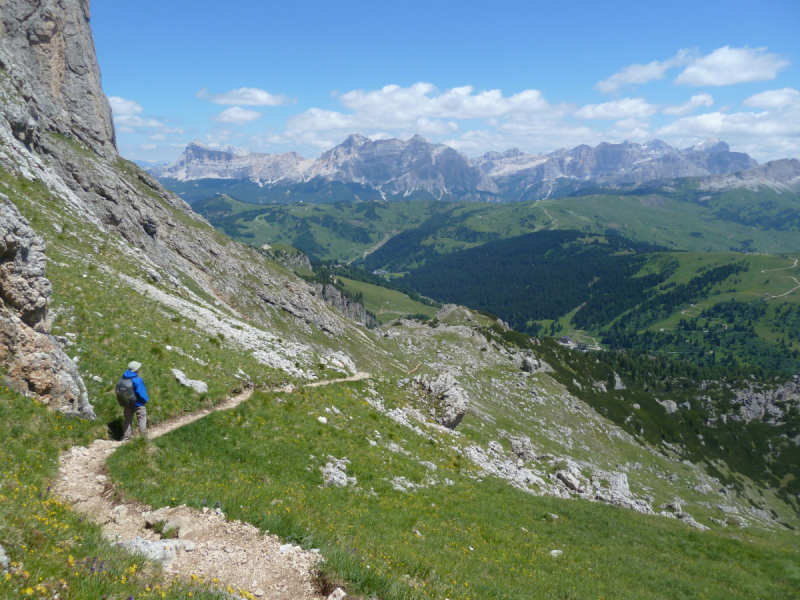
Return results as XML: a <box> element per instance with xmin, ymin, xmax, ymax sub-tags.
<box><xmin>150</xmin><ymin>134</ymin><xmax>779</xmax><ymax>203</ymax></box>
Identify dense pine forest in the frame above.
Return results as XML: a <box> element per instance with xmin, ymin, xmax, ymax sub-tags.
<box><xmin>403</xmin><ymin>230</ymin><xmax>668</xmax><ymax>334</ymax></box>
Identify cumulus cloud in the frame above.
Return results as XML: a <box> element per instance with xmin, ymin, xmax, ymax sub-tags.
<box><xmin>211</xmin><ymin>106</ymin><xmax>263</xmax><ymax>125</ymax></box>
<box><xmin>675</xmin><ymin>46</ymin><xmax>790</xmax><ymax>87</ymax></box>
<box><xmin>196</xmin><ymin>87</ymin><xmax>293</xmax><ymax>106</ymax></box>
<box><xmin>663</xmin><ymin>93</ymin><xmax>714</xmax><ymax>116</ymax></box>
<box><xmin>656</xmin><ymin>97</ymin><xmax>800</xmax><ymax>161</ymax></box>
<box><xmin>109</xmin><ymin>96</ymin><xmax>143</xmax><ymax>116</ymax></box>
<box><xmin>596</xmin><ymin>50</ymin><xmax>692</xmax><ymax>93</ymax></box>
<box><xmin>575</xmin><ymin>98</ymin><xmax>658</xmax><ymax>120</ymax></box>
<box><xmin>744</xmin><ymin>87</ymin><xmax>800</xmax><ymax>109</ymax></box>
<box><xmin>287</xmin><ymin>83</ymin><xmax>564</xmax><ymax>135</ymax></box>
<box><xmin>107</xmin><ymin>96</ymin><xmax>163</xmax><ymax>128</ymax></box>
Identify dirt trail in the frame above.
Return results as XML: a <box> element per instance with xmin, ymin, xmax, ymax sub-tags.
<box><xmin>52</xmin><ymin>373</ymin><xmax>371</xmax><ymax>599</ymax></box>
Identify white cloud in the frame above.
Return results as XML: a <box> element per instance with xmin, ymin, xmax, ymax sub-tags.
<box><xmin>575</xmin><ymin>98</ymin><xmax>658</xmax><ymax>120</ymax></box>
<box><xmin>196</xmin><ymin>87</ymin><xmax>292</xmax><ymax>106</ymax></box>
<box><xmin>288</xmin><ymin>83</ymin><xmax>563</xmax><ymax>135</ymax></box>
<box><xmin>413</xmin><ymin>118</ymin><xmax>459</xmax><ymax>135</ymax></box>
<box><xmin>663</xmin><ymin>93</ymin><xmax>714</xmax><ymax>116</ymax></box>
<box><xmin>149</xmin><ymin>133</ymin><xmax>166</xmax><ymax>141</ymax></box>
<box><xmin>140</xmin><ymin>144</ymin><xmax>157</xmax><ymax>150</ymax></box>
<box><xmin>108</xmin><ymin>96</ymin><xmax>143</xmax><ymax>117</ymax></box>
<box><xmin>744</xmin><ymin>87</ymin><xmax>800</xmax><ymax>109</ymax></box>
<box><xmin>340</xmin><ymin>83</ymin><xmax>553</xmax><ymax>120</ymax></box>
<box><xmin>675</xmin><ymin>46</ymin><xmax>790</xmax><ymax>87</ymax></box>
<box><xmin>596</xmin><ymin>50</ymin><xmax>692</xmax><ymax>93</ymax></box>
<box><xmin>107</xmin><ymin>96</ymin><xmax>164</xmax><ymax>129</ymax></box>
<box><xmin>656</xmin><ymin>98</ymin><xmax>800</xmax><ymax>161</ymax></box>
<box><xmin>211</xmin><ymin>106</ymin><xmax>263</xmax><ymax>125</ymax></box>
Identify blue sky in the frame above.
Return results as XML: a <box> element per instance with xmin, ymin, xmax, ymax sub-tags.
<box><xmin>92</xmin><ymin>0</ymin><xmax>800</xmax><ymax>163</ymax></box>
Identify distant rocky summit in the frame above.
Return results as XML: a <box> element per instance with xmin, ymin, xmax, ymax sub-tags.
<box><xmin>151</xmin><ymin>134</ymin><xmax>772</xmax><ymax>202</ymax></box>
<box><xmin>470</xmin><ymin>137</ymin><xmax>758</xmax><ymax>198</ymax></box>
<box><xmin>155</xmin><ymin>134</ymin><xmax>499</xmax><ymax>201</ymax></box>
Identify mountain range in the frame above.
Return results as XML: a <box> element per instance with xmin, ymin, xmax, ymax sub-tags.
<box><xmin>150</xmin><ymin>134</ymin><xmax>800</xmax><ymax>204</ymax></box>
<box><xmin>3</xmin><ymin>1</ymin><xmax>800</xmax><ymax>598</ymax></box>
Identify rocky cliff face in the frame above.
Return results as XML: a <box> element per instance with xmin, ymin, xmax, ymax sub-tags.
<box><xmin>471</xmin><ymin>137</ymin><xmax>758</xmax><ymax>198</ymax></box>
<box><xmin>308</xmin><ymin>134</ymin><xmax>499</xmax><ymax>199</ymax></box>
<box><xmin>155</xmin><ymin>134</ymin><xmax>763</xmax><ymax>203</ymax></box>
<box><xmin>312</xmin><ymin>283</ymin><xmax>378</xmax><ymax>329</ymax></box>
<box><xmin>161</xmin><ymin>141</ymin><xmax>312</xmax><ymax>184</ymax></box>
<box><xmin>155</xmin><ymin>134</ymin><xmax>500</xmax><ymax>201</ymax></box>
<box><xmin>697</xmin><ymin>158</ymin><xmax>800</xmax><ymax>193</ymax></box>
<box><xmin>0</xmin><ymin>198</ymin><xmax>94</xmax><ymax>419</ymax></box>
<box><xmin>0</xmin><ymin>0</ymin><xmax>116</xmax><ymax>158</ymax></box>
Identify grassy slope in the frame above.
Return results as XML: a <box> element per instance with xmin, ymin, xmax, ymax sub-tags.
<box><xmin>336</xmin><ymin>277</ymin><xmax>438</xmax><ymax>323</ymax></box>
<box><xmin>189</xmin><ymin>193</ymin><xmax>800</xmax><ymax>267</ymax></box>
<box><xmin>4</xmin><ymin>144</ymin><xmax>800</xmax><ymax>599</ymax></box>
<box><xmin>645</xmin><ymin>253</ymin><xmax>800</xmax><ymax>332</ymax></box>
<box><xmin>108</xmin><ymin>378</ymin><xmax>800</xmax><ymax>600</ymax></box>
<box><xmin>0</xmin><ymin>385</ymin><xmax>225</xmax><ymax>600</ymax></box>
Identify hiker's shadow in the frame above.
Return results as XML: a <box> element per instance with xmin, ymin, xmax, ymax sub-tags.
<box><xmin>107</xmin><ymin>417</ymin><xmax>124</xmax><ymax>441</ymax></box>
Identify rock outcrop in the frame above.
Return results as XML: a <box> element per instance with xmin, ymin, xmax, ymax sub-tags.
<box><xmin>312</xmin><ymin>283</ymin><xmax>377</xmax><ymax>328</ymax></box>
<box><xmin>406</xmin><ymin>373</ymin><xmax>469</xmax><ymax>429</ymax></box>
<box><xmin>0</xmin><ymin>198</ymin><xmax>94</xmax><ymax>418</ymax></box>
<box><xmin>728</xmin><ymin>376</ymin><xmax>800</xmax><ymax>424</ymax></box>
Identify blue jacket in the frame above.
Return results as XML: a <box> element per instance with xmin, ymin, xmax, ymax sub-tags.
<box><xmin>122</xmin><ymin>370</ymin><xmax>149</xmax><ymax>407</ymax></box>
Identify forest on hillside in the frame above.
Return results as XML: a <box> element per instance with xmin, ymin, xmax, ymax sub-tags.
<box><xmin>403</xmin><ymin>230</ymin><xmax>668</xmax><ymax>335</ymax></box>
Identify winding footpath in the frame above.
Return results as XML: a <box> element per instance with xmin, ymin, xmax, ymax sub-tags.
<box><xmin>761</xmin><ymin>257</ymin><xmax>800</xmax><ymax>300</ymax></box>
<box><xmin>52</xmin><ymin>373</ymin><xmax>370</xmax><ymax>600</ymax></box>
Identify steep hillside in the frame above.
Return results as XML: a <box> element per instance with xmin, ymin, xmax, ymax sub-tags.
<box><xmin>2</xmin><ymin>2</ymin><xmax>800</xmax><ymax>599</ymax></box>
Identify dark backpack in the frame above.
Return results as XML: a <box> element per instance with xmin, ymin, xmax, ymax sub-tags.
<box><xmin>115</xmin><ymin>377</ymin><xmax>137</xmax><ymax>408</ymax></box>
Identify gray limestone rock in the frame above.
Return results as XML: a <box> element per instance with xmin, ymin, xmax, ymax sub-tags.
<box><xmin>0</xmin><ymin>0</ymin><xmax>116</xmax><ymax>158</ymax></box>
<box><xmin>521</xmin><ymin>352</ymin><xmax>553</xmax><ymax>374</ymax></box>
<box><xmin>321</xmin><ymin>456</ymin><xmax>355</xmax><ymax>487</ymax></box>
<box><xmin>115</xmin><ymin>537</ymin><xmax>194</xmax><ymax>570</ymax></box>
<box><xmin>327</xmin><ymin>588</ymin><xmax>347</xmax><ymax>600</ymax></box>
<box><xmin>312</xmin><ymin>282</ymin><xmax>377</xmax><ymax>328</ymax></box>
<box><xmin>171</xmin><ymin>368</ymin><xmax>208</xmax><ymax>394</ymax></box>
<box><xmin>614</xmin><ymin>372</ymin><xmax>626</xmax><ymax>390</ymax></box>
<box><xmin>0</xmin><ymin>542</ymin><xmax>9</xmax><ymax>571</ymax></box>
<box><xmin>659</xmin><ymin>399</ymin><xmax>678</xmax><ymax>415</ymax></box>
<box><xmin>0</xmin><ymin>199</ymin><xmax>94</xmax><ymax>419</ymax></box>
<box><xmin>408</xmin><ymin>373</ymin><xmax>469</xmax><ymax>429</ymax></box>
<box><xmin>729</xmin><ymin>378</ymin><xmax>800</xmax><ymax>424</ymax></box>
<box><xmin>508</xmin><ymin>435</ymin><xmax>536</xmax><ymax>461</ymax></box>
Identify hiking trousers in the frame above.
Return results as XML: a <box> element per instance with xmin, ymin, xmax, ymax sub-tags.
<box><xmin>122</xmin><ymin>404</ymin><xmax>147</xmax><ymax>441</ymax></box>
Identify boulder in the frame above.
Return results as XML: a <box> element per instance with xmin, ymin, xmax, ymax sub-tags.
<box><xmin>115</xmin><ymin>538</ymin><xmax>194</xmax><ymax>570</ymax></box>
<box><xmin>508</xmin><ymin>436</ymin><xmax>536</xmax><ymax>461</ymax></box>
<box><xmin>171</xmin><ymin>368</ymin><xmax>208</xmax><ymax>394</ymax></box>
<box><xmin>407</xmin><ymin>373</ymin><xmax>469</xmax><ymax>429</ymax></box>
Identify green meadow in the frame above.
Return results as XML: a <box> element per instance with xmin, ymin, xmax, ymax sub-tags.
<box><xmin>109</xmin><ymin>380</ymin><xmax>800</xmax><ymax>600</ymax></box>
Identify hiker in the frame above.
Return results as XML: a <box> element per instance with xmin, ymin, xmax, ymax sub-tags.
<box><xmin>116</xmin><ymin>361</ymin><xmax>149</xmax><ymax>441</ymax></box>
